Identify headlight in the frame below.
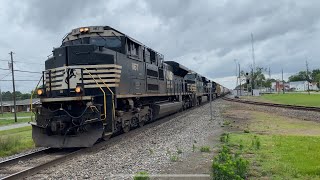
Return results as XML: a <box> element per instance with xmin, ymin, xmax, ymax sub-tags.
<box><xmin>79</xmin><ymin>27</ymin><xmax>89</xmax><ymax>33</ymax></box>
<box><xmin>37</xmin><ymin>89</ymin><xmax>44</xmax><ymax>96</ymax></box>
<box><xmin>75</xmin><ymin>86</ymin><xmax>83</xmax><ymax>93</ymax></box>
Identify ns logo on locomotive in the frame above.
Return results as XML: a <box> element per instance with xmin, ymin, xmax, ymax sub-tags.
<box><xmin>32</xmin><ymin>26</ymin><xmax>228</xmax><ymax>148</ymax></box>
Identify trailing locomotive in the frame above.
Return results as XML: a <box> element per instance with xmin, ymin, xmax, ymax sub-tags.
<box><xmin>32</xmin><ymin>26</ymin><xmax>229</xmax><ymax>148</ymax></box>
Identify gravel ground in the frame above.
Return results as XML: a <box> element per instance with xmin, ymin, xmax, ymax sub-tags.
<box><xmin>223</xmin><ymin>100</ymin><xmax>320</xmax><ymax>122</ymax></box>
<box><xmin>27</xmin><ymin>99</ymin><xmax>226</xmax><ymax>180</ymax></box>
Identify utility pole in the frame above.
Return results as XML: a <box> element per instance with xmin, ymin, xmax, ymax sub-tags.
<box><xmin>209</xmin><ymin>82</ymin><xmax>213</xmax><ymax>120</ymax></box>
<box><xmin>234</xmin><ymin>59</ymin><xmax>238</xmax><ymax>96</ymax></box>
<box><xmin>9</xmin><ymin>51</ymin><xmax>17</xmax><ymax>122</ymax></box>
<box><xmin>269</xmin><ymin>67</ymin><xmax>271</xmax><ymax>93</ymax></box>
<box><xmin>282</xmin><ymin>68</ymin><xmax>285</xmax><ymax>94</ymax></box>
<box><xmin>238</xmin><ymin>63</ymin><xmax>241</xmax><ymax>96</ymax></box>
<box><xmin>251</xmin><ymin>33</ymin><xmax>256</xmax><ymax>92</ymax></box>
<box><xmin>306</xmin><ymin>60</ymin><xmax>310</xmax><ymax>95</ymax></box>
<box><xmin>0</xmin><ymin>87</ymin><xmax>3</xmax><ymax>116</ymax></box>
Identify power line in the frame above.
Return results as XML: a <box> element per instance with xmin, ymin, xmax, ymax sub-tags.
<box><xmin>0</xmin><ymin>68</ymin><xmax>41</xmax><ymax>74</ymax></box>
<box><xmin>14</xmin><ymin>61</ymin><xmax>45</xmax><ymax>65</ymax></box>
<box><xmin>0</xmin><ymin>72</ymin><xmax>12</xmax><ymax>80</ymax></box>
<box><xmin>0</xmin><ymin>80</ymin><xmax>40</xmax><ymax>82</ymax></box>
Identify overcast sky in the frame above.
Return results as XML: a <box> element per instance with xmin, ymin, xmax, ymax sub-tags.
<box><xmin>0</xmin><ymin>0</ymin><xmax>320</xmax><ymax>92</ymax></box>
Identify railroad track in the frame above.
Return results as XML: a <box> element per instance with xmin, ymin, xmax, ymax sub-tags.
<box><xmin>222</xmin><ymin>97</ymin><xmax>320</xmax><ymax>112</ymax></box>
<box><xmin>0</xmin><ymin>148</ymin><xmax>81</xmax><ymax>180</ymax></box>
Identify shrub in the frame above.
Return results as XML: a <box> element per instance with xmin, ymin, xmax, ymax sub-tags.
<box><xmin>177</xmin><ymin>148</ymin><xmax>183</xmax><ymax>154</ymax></box>
<box><xmin>133</xmin><ymin>171</ymin><xmax>150</xmax><ymax>180</ymax></box>
<box><xmin>243</xmin><ymin>129</ymin><xmax>250</xmax><ymax>133</ymax></box>
<box><xmin>200</xmin><ymin>146</ymin><xmax>210</xmax><ymax>152</ymax></box>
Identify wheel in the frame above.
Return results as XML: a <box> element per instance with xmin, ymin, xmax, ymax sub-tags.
<box><xmin>138</xmin><ymin>120</ymin><xmax>145</xmax><ymax>127</ymax></box>
<box><xmin>123</xmin><ymin>125</ymin><xmax>130</xmax><ymax>133</ymax></box>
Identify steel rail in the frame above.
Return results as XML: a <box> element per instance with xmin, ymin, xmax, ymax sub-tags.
<box><xmin>0</xmin><ymin>148</ymin><xmax>81</xmax><ymax>180</ymax></box>
<box><xmin>222</xmin><ymin>97</ymin><xmax>320</xmax><ymax>112</ymax></box>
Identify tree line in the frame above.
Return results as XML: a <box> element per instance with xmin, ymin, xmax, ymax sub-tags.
<box><xmin>237</xmin><ymin>67</ymin><xmax>320</xmax><ymax>89</ymax></box>
<box><xmin>1</xmin><ymin>91</ymin><xmax>32</xmax><ymax>101</ymax></box>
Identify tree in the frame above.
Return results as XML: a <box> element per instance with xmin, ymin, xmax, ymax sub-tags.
<box><xmin>288</xmin><ymin>71</ymin><xmax>310</xmax><ymax>82</ymax></box>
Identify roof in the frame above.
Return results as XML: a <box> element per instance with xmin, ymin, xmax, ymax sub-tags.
<box><xmin>0</xmin><ymin>98</ymin><xmax>40</xmax><ymax>107</ymax></box>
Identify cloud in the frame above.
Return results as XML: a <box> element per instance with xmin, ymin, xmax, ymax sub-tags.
<box><xmin>0</xmin><ymin>0</ymin><xmax>320</xmax><ymax>91</ymax></box>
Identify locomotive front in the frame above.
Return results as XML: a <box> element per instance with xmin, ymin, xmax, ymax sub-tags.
<box><xmin>31</xmin><ymin>26</ymin><xmax>122</xmax><ymax>148</ymax></box>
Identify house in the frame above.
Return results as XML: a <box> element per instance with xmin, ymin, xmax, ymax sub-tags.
<box><xmin>271</xmin><ymin>81</ymin><xmax>290</xmax><ymax>92</ymax></box>
<box><xmin>289</xmin><ymin>81</ymin><xmax>319</xmax><ymax>91</ymax></box>
<box><xmin>0</xmin><ymin>98</ymin><xmax>40</xmax><ymax>113</ymax></box>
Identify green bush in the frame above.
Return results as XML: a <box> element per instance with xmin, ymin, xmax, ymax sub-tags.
<box><xmin>133</xmin><ymin>171</ymin><xmax>150</xmax><ymax>180</ymax></box>
<box><xmin>212</xmin><ymin>145</ymin><xmax>249</xmax><ymax>180</ymax></box>
<box><xmin>200</xmin><ymin>146</ymin><xmax>210</xmax><ymax>152</ymax></box>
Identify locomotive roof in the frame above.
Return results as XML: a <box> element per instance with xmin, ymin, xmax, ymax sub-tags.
<box><xmin>164</xmin><ymin>61</ymin><xmax>190</xmax><ymax>77</ymax></box>
<box><xmin>62</xmin><ymin>26</ymin><xmax>163</xmax><ymax>57</ymax></box>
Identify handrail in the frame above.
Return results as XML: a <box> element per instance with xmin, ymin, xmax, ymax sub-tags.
<box><xmin>30</xmin><ymin>75</ymin><xmax>43</xmax><ymax>120</ymax></box>
<box><xmin>84</xmin><ymin>68</ymin><xmax>107</xmax><ymax>120</ymax></box>
<box><xmin>96</xmin><ymin>75</ymin><xmax>116</xmax><ymax>120</ymax></box>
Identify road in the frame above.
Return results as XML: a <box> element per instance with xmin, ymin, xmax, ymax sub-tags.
<box><xmin>0</xmin><ymin>122</ymin><xmax>30</xmax><ymax>131</ymax></box>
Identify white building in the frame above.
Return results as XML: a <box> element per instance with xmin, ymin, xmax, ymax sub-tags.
<box><xmin>289</xmin><ymin>81</ymin><xmax>319</xmax><ymax>91</ymax></box>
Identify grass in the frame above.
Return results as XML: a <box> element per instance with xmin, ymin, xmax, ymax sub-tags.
<box><xmin>0</xmin><ymin>112</ymin><xmax>33</xmax><ymax>126</ymax></box>
<box><xmin>260</xmin><ymin>93</ymin><xmax>320</xmax><ymax>107</ymax></box>
<box><xmin>133</xmin><ymin>171</ymin><xmax>150</xmax><ymax>180</ymax></box>
<box><xmin>199</xmin><ymin>146</ymin><xmax>210</xmax><ymax>152</ymax></box>
<box><xmin>223</xmin><ymin>110</ymin><xmax>320</xmax><ymax>179</ymax></box>
<box><xmin>0</xmin><ymin>126</ymin><xmax>34</xmax><ymax>157</ymax></box>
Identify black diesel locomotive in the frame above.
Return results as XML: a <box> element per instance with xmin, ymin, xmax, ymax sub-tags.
<box><xmin>32</xmin><ymin>26</ymin><xmax>228</xmax><ymax>148</ymax></box>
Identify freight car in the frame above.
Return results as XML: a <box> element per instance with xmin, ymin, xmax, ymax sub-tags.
<box><xmin>32</xmin><ymin>26</ymin><xmax>227</xmax><ymax>148</ymax></box>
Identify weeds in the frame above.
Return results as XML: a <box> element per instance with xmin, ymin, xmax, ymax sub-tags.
<box><xmin>200</xmin><ymin>146</ymin><xmax>210</xmax><ymax>152</ymax></box>
<box><xmin>170</xmin><ymin>155</ymin><xmax>179</xmax><ymax>162</ymax></box>
<box><xmin>212</xmin><ymin>145</ymin><xmax>249</xmax><ymax>180</ymax></box>
<box><xmin>220</xmin><ymin>133</ymin><xmax>230</xmax><ymax>143</ymax></box>
<box><xmin>223</xmin><ymin>120</ymin><xmax>231</xmax><ymax>126</ymax></box>
<box><xmin>177</xmin><ymin>147</ymin><xmax>183</xmax><ymax>154</ymax></box>
<box><xmin>148</xmin><ymin>148</ymin><xmax>154</xmax><ymax>155</ymax></box>
<box><xmin>251</xmin><ymin>135</ymin><xmax>261</xmax><ymax>150</ymax></box>
<box><xmin>243</xmin><ymin>129</ymin><xmax>250</xmax><ymax>133</ymax></box>
<box><xmin>133</xmin><ymin>171</ymin><xmax>150</xmax><ymax>180</ymax></box>
<box><xmin>192</xmin><ymin>144</ymin><xmax>196</xmax><ymax>152</ymax></box>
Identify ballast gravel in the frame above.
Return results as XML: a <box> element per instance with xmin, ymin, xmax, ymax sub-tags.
<box><xmin>28</xmin><ymin>99</ymin><xmax>226</xmax><ymax>180</ymax></box>
<box><xmin>224</xmin><ymin>100</ymin><xmax>320</xmax><ymax>122</ymax></box>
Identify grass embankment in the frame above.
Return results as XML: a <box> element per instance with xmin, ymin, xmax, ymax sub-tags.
<box><xmin>242</xmin><ymin>93</ymin><xmax>320</xmax><ymax>107</ymax></box>
<box><xmin>0</xmin><ymin>112</ymin><xmax>33</xmax><ymax>126</ymax></box>
<box><xmin>0</xmin><ymin>126</ymin><xmax>34</xmax><ymax>157</ymax></box>
<box><xmin>221</xmin><ymin>109</ymin><xmax>320</xmax><ymax>179</ymax></box>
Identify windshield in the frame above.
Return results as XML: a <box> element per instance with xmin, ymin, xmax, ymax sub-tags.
<box><xmin>62</xmin><ymin>36</ymin><xmax>122</xmax><ymax>48</ymax></box>
<box><xmin>185</xmin><ymin>74</ymin><xmax>196</xmax><ymax>81</ymax></box>
<box><xmin>90</xmin><ymin>36</ymin><xmax>122</xmax><ymax>48</ymax></box>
